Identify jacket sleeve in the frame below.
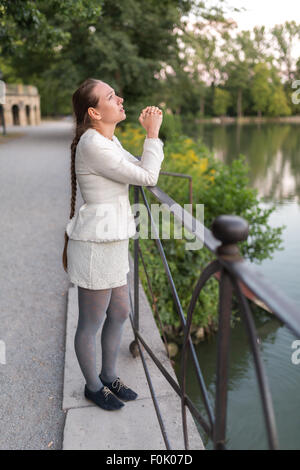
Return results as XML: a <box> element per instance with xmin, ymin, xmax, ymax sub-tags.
<box><xmin>121</xmin><ymin>150</ymin><xmax>142</xmax><ymax>166</ymax></box>
<box><xmin>80</xmin><ymin>133</ymin><xmax>164</xmax><ymax>186</ymax></box>
<box><xmin>112</xmin><ymin>135</ymin><xmax>142</xmax><ymax>166</ymax></box>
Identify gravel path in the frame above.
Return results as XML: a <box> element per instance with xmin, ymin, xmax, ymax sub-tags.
<box><xmin>0</xmin><ymin>119</ymin><xmax>77</xmax><ymax>449</ymax></box>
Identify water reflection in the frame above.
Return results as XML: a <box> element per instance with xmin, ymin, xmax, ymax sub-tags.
<box><xmin>174</xmin><ymin>121</ymin><xmax>300</xmax><ymax>449</ymax></box>
<box><xmin>173</xmin><ymin>307</ymin><xmax>300</xmax><ymax>450</ymax></box>
<box><xmin>187</xmin><ymin>123</ymin><xmax>300</xmax><ymax>203</ymax></box>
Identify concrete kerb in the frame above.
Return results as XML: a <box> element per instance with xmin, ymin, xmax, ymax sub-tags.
<box><xmin>62</xmin><ymin>253</ymin><xmax>205</xmax><ymax>450</ymax></box>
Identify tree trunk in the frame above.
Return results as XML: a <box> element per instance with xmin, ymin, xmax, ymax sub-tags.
<box><xmin>237</xmin><ymin>88</ymin><xmax>242</xmax><ymax>118</ymax></box>
<box><xmin>200</xmin><ymin>97</ymin><xmax>205</xmax><ymax>116</ymax></box>
<box><xmin>236</xmin><ymin>122</ymin><xmax>241</xmax><ymax>154</ymax></box>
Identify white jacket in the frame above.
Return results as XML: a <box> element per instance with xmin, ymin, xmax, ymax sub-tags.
<box><xmin>66</xmin><ymin>128</ymin><xmax>164</xmax><ymax>242</ymax></box>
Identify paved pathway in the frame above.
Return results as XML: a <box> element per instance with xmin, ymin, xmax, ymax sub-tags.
<box><xmin>0</xmin><ymin>120</ymin><xmax>74</xmax><ymax>449</ymax></box>
<box><xmin>0</xmin><ymin>120</ymin><xmax>204</xmax><ymax>450</ymax></box>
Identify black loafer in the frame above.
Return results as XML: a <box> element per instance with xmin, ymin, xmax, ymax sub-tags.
<box><xmin>84</xmin><ymin>385</ymin><xmax>125</xmax><ymax>410</ymax></box>
<box><xmin>99</xmin><ymin>376</ymin><xmax>138</xmax><ymax>402</ymax></box>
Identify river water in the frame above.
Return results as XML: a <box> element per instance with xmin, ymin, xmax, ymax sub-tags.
<box><xmin>173</xmin><ymin>122</ymin><xmax>300</xmax><ymax>450</ymax></box>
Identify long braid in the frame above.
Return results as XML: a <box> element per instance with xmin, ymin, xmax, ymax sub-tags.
<box><xmin>62</xmin><ymin>78</ymin><xmax>102</xmax><ymax>273</ymax></box>
<box><xmin>70</xmin><ymin>133</ymin><xmax>79</xmax><ymax>220</ymax></box>
<box><xmin>62</xmin><ymin>128</ymin><xmax>83</xmax><ymax>272</ymax></box>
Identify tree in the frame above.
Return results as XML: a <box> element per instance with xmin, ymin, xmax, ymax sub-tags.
<box><xmin>213</xmin><ymin>88</ymin><xmax>231</xmax><ymax>116</ymax></box>
<box><xmin>251</xmin><ymin>63</ymin><xmax>272</xmax><ymax>117</ymax></box>
<box><xmin>0</xmin><ymin>0</ymin><xmax>195</xmax><ymax>116</ymax></box>
<box><xmin>172</xmin><ymin>1</ymin><xmax>239</xmax><ymax>116</ymax></box>
<box><xmin>267</xmin><ymin>66</ymin><xmax>291</xmax><ymax>116</ymax></box>
<box><xmin>0</xmin><ymin>0</ymin><xmax>102</xmax><ymax>75</ymax></box>
<box><xmin>225</xmin><ymin>60</ymin><xmax>250</xmax><ymax>118</ymax></box>
<box><xmin>0</xmin><ymin>0</ymin><xmax>103</xmax><ymax>113</ymax></box>
<box><xmin>287</xmin><ymin>57</ymin><xmax>300</xmax><ymax>115</ymax></box>
<box><xmin>223</xmin><ymin>31</ymin><xmax>254</xmax><ymax>117</ymax></box>
<box><xmin>268</xmin><ymin>86</ymin><xmax>291</xmax><ymax>117</ymax></box>
<box><xmin>271</xmin><ymin>21</ymin><xmax>300</xmax><ymax>83</ymax></box>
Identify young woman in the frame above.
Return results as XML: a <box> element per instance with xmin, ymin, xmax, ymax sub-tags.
<box><xmin>62</xmin><ymin>78</ymin><xmax>164</xmax><ymax>411</ymax></box>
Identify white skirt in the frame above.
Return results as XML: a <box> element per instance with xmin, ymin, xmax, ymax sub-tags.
<box><xmin>67</xmin><ymin>238</ymin><xmax>129</xmax><ymax>290</ymax></box>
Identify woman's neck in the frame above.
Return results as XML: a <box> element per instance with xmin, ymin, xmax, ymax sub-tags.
<box><xmin>92</xmin><ymin>124</ymin><xmax>115</xmax><ymax>141</ymax></box>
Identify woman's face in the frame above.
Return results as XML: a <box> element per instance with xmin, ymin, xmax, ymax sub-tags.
<box><xmin>90</xmin><ymin>81</ymin><xmax>126</xmax><ymax>124</ymax></box>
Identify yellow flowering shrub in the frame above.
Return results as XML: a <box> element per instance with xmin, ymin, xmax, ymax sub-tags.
<box><xmin>115</xmin><ymin>124</ymin><xmax>145</xmax><ymax>157</ymax></box>
<box><xmin>120</xmin><ymin>122</ymin><xmax>283</xmax><ymax>340</ymax></box>
<box><xmin>167</xmin><ymin>139</ymin><xmax>216</xmax><ymax>186</ymax></box>
<box><xmin>116</xmin><ymin>124</ymin><xmax>216</xmax><ymax>187</ymax></box>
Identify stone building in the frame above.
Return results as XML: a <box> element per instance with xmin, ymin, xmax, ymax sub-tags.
<box><xmin>0</xmin><ymin>83</ymin><xmax>41</xmax><ymax>127</ymax></box>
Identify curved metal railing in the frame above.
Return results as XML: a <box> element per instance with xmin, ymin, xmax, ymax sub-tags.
<box><xmin>127</xmin><ymin>181</ymin><xmax>300</xmax><ymax>450</ymax></box>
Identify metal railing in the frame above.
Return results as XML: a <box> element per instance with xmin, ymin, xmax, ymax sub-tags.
<box><xmin>126</xmin><ymin>181</ymin><xmax>300</xmax><ymax>450</ymax></box>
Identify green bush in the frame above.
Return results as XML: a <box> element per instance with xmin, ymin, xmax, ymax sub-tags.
<box><xmin>159</xmin><ymin>111</ymin><xmax>182</xmax><ymax>141</ymax></box>
<box><xmin>121</xmin><ymin>123</ymin><xmax>285</xmax><ymax>342</ymax></box>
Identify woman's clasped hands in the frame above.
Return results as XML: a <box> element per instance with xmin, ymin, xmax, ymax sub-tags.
<box><xmin>138</xmin><ymin>106</ymin><xmax>163</xmax><ymax>138</ymax></box>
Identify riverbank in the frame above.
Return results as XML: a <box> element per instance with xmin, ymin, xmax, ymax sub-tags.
<box><xmin>196</xmin><ymin>115</ymin><xmax>300</xmax><ymax>125</ymax></box>
<box><xmin>161</xmin><ymin>297</ymin><xmax>270</xmax><ymax>353</ymax></box>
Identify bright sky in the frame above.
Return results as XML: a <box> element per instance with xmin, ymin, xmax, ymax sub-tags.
<box><xmin>186</xmin><ymin>0</ymin><xmax>300</xmax><ymax>30</ymax></box>
<box><xmin>184</xmin><ymin>0</ymin><xmax>300</xmax><ymax>60</ymax></box>
<box><xmin>225</xmin><ymin>0</ymin><xmax>300</xmax><ymax>30</ymax></box>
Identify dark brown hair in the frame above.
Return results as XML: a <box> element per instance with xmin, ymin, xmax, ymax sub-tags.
<box><xmin>62</xmin><ymin>78</ymin><xmax>102</xmax><ymax>272</ymax></box>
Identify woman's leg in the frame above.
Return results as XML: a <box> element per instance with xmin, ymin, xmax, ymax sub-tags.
<box><xmin>75</xmin><ymin>286</ymin><xmax>112</xmax><ymax>392</ymax></box>
<box><xmin>100</xmin><ymin>283</ymin><xmax>131</xmax><ymax>383</ymax></box>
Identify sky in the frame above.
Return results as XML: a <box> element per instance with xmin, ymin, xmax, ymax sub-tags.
<box><xmin>223</xmin><ymin>0</ymin><xmax>300</xmax><ymax>30</ymax></box>
<box><xmin>185</xmin><ymin>0</ymin><xmax>300</xmax><ymax>30</ymax></box>
<box><xmin>183</xmin><ymin>0</ymin><xmax>300</xmax><ymax>60</ymax></box>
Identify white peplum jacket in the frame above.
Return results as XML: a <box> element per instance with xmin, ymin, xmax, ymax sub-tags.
<box><xmin>65</xmin><ymin>127</ymin><xmax>165</xmax><ymax>242</ymax></box>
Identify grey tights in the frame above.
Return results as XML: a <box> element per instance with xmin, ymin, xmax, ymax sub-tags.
<box><xmin>75</xmin><ymin>283</ymin><xmax>131</xmax><ymax>392</ymax></box>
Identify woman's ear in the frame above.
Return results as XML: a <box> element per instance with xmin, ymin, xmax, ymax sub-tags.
<box><xmin>88</xmin><ymin>107</ymin><xmax>102</xmax><ymax>121</ymax></box>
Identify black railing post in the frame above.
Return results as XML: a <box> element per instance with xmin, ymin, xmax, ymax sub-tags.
<box><xmin>129</xmin><ymin>185</ymin><xmax>141</xmax><ymax>358</ymax></box>
<box><xmin>211</xmin><ymin>215</ymin><xmax>249</xmax><ymax>449</ymax></box>
<box><xmin>133</xmin><ymin>186</ymin><xmax>140</xmax><ymax>333</ymax></box>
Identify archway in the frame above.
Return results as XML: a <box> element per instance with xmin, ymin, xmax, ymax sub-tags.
<box><xmin>34</xmin><ymin>105</ymin><xmax>38</xmax><ymax>125</ymax></box>
<box><xmin>12</xmin><ymin>104</ymin><xmax>20</xmax><ymax>125</ymax></box>
<box><xmin>25</xmin><ymin>104</ymin><xmax>31</xmax><ymax>125</ymax></box>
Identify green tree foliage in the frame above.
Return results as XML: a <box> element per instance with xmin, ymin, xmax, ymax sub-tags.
<box><xmin>288</xmin><ymin>58</ymin><xmax>300</xmax><ymax>114</ymax></box>
<box><xmin>0</xmin><ymin>0</ymin><xmax>194</xmax><ymax>116</ymax></box>
<box><xmin>1</xmin><ymin>1</ymin><xmax>299</xmax><ymax>118</ymax></box>
<box><xmin>268</xmin><ymin>86</ymin><xmax>291</xmax><ymax>117</ymax></box>
<box><xmin>271</xmin><ymin>21</ymin><xmax>300</xmax><ymax>83</ymax></box>
<box><xmin>176</xmin><ymin>9</ymin><xmax>237</xmax><ymax>116</ymax></box>
<box><xmin>0</xmin><ymin>0</ymin><xmax>103</xmax><ymax>112</ymax></box>
<box><xmin>0</xmin><ymin>0</ymin><xmax>102</xmax><ymax>75</ymax></box>
<box><xmin>266</xmin><ymin>66</ymin><xmax>292</xmax><ymax>117</ymax></box>
<box><xmin>251</xmin><ymin>63</ymin><xmax>272</xmax><ymax>117</ymax></box>
<box><xmin>121</xmin><ymin>123</ymin><xmax>284</xmax><ymax>336</ymax></box>
<box><xmin>172</xmin><ymin>18</ymin><xmax>300</xmax><ymax>118</ymax></box>
<box><xmin>224</xmin><ymin>30</ymin><xmax>262</xmax><ymax>118</ymax></box>
<box><xmin>213</xmin><ymin>87</ymin><xmax>231</xmax><ymax>116</ymax></box>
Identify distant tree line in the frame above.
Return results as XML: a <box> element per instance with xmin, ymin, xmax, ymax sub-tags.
<box><xmin>174</xmin><ymin>18</ymin><xmax>300</xmax><ymax>118</ymax></box>
<box><xmin>0</xmin><ymin>0</ymin><xmax>299</xmax><ymax>119</ymax></box>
